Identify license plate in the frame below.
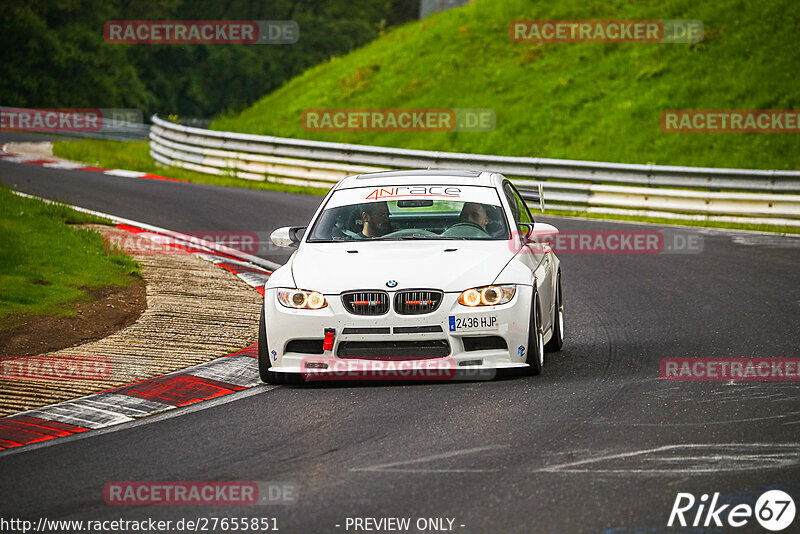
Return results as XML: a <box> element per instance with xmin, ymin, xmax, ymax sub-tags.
<box><xmin>449</xmin><ymin>315</ymin><xmax>498</xmax><ymax>332</ymax></box>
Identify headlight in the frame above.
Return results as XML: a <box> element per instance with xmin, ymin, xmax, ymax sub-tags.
<box><xmin>458</xmin><ymin>285</ymin><xmax>515</xmax><ymax>307</ymax></box>
<box><xmin>277</xmin><ymin>289</ymin><xmax>327</xmax><ymax>309</ymax></box>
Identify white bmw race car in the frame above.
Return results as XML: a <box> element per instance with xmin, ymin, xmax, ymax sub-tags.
<box><xmin>259</xmin><ymin>169</ymin><xmax>564</xmax><ymax>383</ymax></box>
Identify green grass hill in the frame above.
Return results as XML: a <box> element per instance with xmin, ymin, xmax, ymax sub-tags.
<box><xmin>211</xmin><ymin>0</ymin><xmax>800</xmax><ymax>170</ymax></box>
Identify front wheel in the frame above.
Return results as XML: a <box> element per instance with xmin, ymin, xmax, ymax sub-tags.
<box><xmin>258</xmin><ymin>307</ymin><xmax>273</xmax><ymax>382</ymax></box>
<box><xmin>544</xmin><ymin>272</ymin><xmax>564</xmax><ymax>352</ymax></box>
<box><xmin>525</xmin><ymin>292</ymin><xmax>544</xmax><ymax>376</ymax></box>
<box><xmin>258</xmin><ymin>307</ymin><xmax>304</xmax><ymax>385</ymax></box>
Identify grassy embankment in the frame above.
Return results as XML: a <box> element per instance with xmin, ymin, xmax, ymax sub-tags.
<box><xmin>213</xmin><ymin>0</ymin><xmax>799</xmax><ymax>170</ymax></box>
<box><xmin>0</xmin><ymin>187</ymin><xmax>140</xmax><ymax>329</ymax></box>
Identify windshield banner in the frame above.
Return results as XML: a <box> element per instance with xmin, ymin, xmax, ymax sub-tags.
<box><xmin>326</xmin><ymin>185</ymin><xmax>502</xmax><ymax>209</ymax></box>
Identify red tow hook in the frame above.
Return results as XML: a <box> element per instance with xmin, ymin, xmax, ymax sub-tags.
<box><xmin>323</xmin><ymin>328</ymin><xmax>336</xmax><ymax>352</ymax></box>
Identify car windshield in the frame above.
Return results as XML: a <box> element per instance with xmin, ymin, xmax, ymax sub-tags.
<box><xmin>307</xmin><ymin>186</ymin><xmax>509</xmax><ymax>242</ymax></box>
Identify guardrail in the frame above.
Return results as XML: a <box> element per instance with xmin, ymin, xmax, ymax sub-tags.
<box><xmin>149</xmin><ymin>115</ymin><xmax>800</xmax><ymax>226</ymax></box>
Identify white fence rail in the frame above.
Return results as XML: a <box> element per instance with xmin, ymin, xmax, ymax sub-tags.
<box><xmin>149</xmin><ymin>115</ymin><xmax>800</xmax><ymax>226</ymax></box>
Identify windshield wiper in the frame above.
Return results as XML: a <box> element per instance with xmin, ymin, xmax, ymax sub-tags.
<box><xmin>399</xmin><ymin>235</ymin><xmax>460</xmax><ymax>240</ymax></box>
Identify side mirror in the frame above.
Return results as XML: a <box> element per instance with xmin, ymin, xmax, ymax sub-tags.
<box><xmin>270</xmin><ymin>226</ymin><xmax>306</xmax><ymax>248</ymax></box>
<box><xmin>530</xmin><ymin>222</ymin><xmax>559</xmax><ymax>245</ymax></box>
<box><xmin>518</xmin><ymin>223</ymin><xmax>535</xmax><ymax>243</ymax></box>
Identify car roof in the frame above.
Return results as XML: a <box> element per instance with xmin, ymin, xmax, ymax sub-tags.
<box><xmin>335</xmin><ymin>169</ymin><xmax>503</xmax><ymax>190</ymax></box>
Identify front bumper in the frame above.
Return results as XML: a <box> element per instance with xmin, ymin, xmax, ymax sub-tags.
<box><xmin>263</xmin><ymin>285</ymin><xmax>534</xmax><ymax>376</ymax></box>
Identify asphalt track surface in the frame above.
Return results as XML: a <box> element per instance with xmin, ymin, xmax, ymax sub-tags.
<box><xmin>1</xmin><ymin>141</ymin><xmax>800</xmax><ymax>533</ymax></box>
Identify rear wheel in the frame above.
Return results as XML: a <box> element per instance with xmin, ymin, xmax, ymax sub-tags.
<box><xmin>544</xmin><ymin>272</ymin><xmax>564</xmax><ymax>352</ymax></box>
<box><xmin>525</xmin><ymin>292</ymin><xmax>544</xmax><ymax>376</ymax></box>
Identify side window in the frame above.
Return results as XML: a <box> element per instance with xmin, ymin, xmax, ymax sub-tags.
<box><xmin>503</xmin><ymin>182</ymin><xmax>534</xmax><ymax>230</ymax></box>
<box><xmin>503</xmin><ymin>182</ymin><xmax>521</xmax><ymax>224</ymax></box>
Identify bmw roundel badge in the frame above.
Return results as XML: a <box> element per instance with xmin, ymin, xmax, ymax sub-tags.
<box><xmin>386</xmin><ymin>280</ymin><xmax>398</xmax><ymax>288</ymax></box>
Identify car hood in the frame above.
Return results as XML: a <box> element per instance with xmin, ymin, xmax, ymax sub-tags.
<box><xmin>290</xmin><ymin>240</ymin><xmax>515</xmax><ymax>294</ymax></box>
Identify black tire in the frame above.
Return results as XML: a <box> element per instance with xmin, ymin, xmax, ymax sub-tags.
<box><xmin>544</xmin><ymin>272</ymin><xmax>564</xmax><ymax>352</ymax></box>
<box><xmin>258</xmin><ymin>307</ymin><xmax>304</xmax><ymax>385</ymax></box>
<box><xmin>525</xmin><ymin>291</ymin><xmax>544</xmax><ymax>376</ymax></box>
<box><xmin>258</xmin><ymin>307</ymin><xmax>273</xmax><ymax>382</ymax></box>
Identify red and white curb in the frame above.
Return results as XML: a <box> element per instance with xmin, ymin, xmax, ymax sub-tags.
<box><xmin>0</xmin><ymin>145</ymin><xmax>187</xmax><ymax>183</ymax></box>
<box><xmin>0</xmin><ymin>196</ymin><xmax>277</xmax><ymax>452</ymax></box>
<box><xmin>0</xmin><ymin>344</ymin><xmax>261</xmax><ymax>449</ymax></box>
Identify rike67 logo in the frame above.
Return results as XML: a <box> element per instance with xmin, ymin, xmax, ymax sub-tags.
<box><xmin>668</xmin><ymin>490</ymin><xmax>796</xmax><ymax>531</ymax></box>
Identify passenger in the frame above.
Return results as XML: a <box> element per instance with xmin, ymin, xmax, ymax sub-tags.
<box><xmin>360</xmin><ymin>202</ymin><xmax>390</xmax><ymax>237</ymax></box>
<box><xmin>459</xmin><ymin>202</ymin><xmax>490</xmax><ymax>231</ymax></box>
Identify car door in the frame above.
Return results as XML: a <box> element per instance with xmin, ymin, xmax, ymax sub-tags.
<box><xmin>502</xmin><ymin>181</ymin><xmax>554</xmax><ymax>335</ymax></box>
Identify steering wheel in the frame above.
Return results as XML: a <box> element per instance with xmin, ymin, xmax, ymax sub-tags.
<box><xmin>449</xmin><ymin>222</ymin><xmax>488</xmax><ymax>233</ymax></box>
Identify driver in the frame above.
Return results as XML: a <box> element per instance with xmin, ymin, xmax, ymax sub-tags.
<box><xmin>459</xmin><ymin>202</ymin><xmax>490</xmax><ymax>231</ymax></box>
<box><xmin>360</xmin><ymin>202</ymin><xmax>390</xmax><ymax>237</ymax></box>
